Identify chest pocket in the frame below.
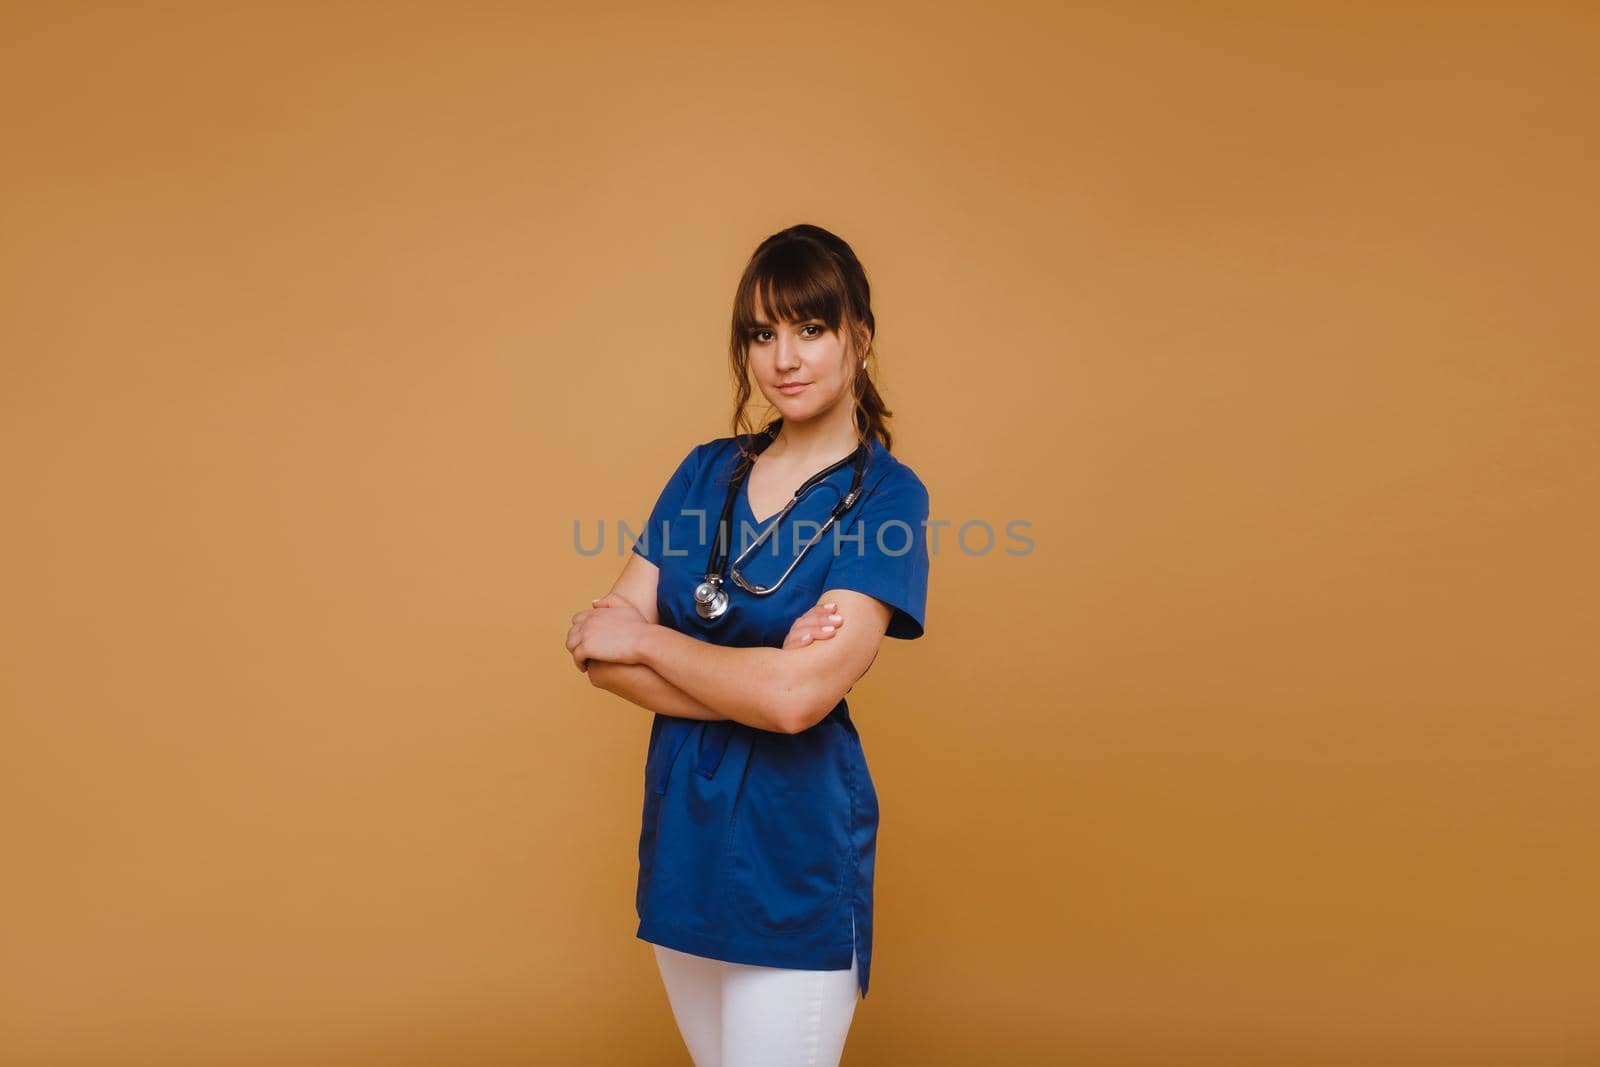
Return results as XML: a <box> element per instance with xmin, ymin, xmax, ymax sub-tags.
<box><xmin>694</xmin><ymin>720</ymin><xmax>736</xmax><ymax>779</ymax></box>
<box><xmin>650</xmin><ymin>717</ymin><xmax>738</xmax><ymax>795</ymax></box>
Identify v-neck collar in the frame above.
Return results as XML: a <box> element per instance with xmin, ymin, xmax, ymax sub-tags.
<box><xmin>737</xmin><ymin>441</ymin><xmax>868</xmax><ymax>528</ymax></box>
<box><xmin>738</xmin><ymin>468</ymin><xmax>783</xmax><ymax>528</ymax></box>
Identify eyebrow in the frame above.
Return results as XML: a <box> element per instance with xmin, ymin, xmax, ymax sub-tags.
<box><xmin>748</xmin><ymin>318</ymin><xmax>821</xmax><ymax>329</ymax></box>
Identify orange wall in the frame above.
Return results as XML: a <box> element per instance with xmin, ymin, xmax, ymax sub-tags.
<box><xmin>2</xmin><ymin>3</ymin><xmax>1595</xmax><ymax>1064</ymax></box>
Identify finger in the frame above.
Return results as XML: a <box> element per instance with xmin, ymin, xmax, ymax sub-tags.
<box><xmin>806</xmin><ymin>603</ymin><xmax>844</xmax><ymax>628</ymax></box>
<box><xmin>790</xmin><ymin>609</ymin><xmax>821</xmax><ymax>631</ymax></box>
<box><xmin>791</xmin><ymin>617</ymin><xmax>830</xmax><ymax>640</ymax></box>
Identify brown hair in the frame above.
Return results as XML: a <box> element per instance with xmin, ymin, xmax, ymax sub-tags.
<box><xmin>725</xmin><ymin>224</ymin><xmax>894</xmax><ymax>483</ymax></box>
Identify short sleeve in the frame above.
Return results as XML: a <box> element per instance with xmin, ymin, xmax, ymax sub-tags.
<box><xmin>821</xmin><ymin>466</ymin><xmax>930</xmax><ymax>640</ymax></box>
<box><xmin>631</xmin><ymin>443</ymin><xmax>703</xmax><ymax>566</ymax></box>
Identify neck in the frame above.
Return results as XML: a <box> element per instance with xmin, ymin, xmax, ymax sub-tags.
<box><xmin>766</xmin><ymin>405</ymin><xmax>861</xmax><ymax>467</ymax></box>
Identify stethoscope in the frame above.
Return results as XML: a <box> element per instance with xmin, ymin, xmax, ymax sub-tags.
<box><xmin>693</xmin><ymin>428</ymin><xmax>872</xmax><ymax>622</ymax></box>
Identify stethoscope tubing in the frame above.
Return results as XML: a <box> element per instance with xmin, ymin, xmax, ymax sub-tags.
<box><xmin>729</xmin><ymin>493</ymin><xmax>854</xmax><ymax>595</ymax></box>
<box><xmin>694</xmin><ymin>428</ymin><xmax>870</xmax><ymax>620</ymax></box>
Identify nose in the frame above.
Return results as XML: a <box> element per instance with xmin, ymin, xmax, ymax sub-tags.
<box><xmin>775</xmin><ymin>333</ymin><xmax>801</xmax><ymax>371</ymax></box>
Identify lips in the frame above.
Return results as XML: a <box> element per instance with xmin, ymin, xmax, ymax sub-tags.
<box><xmin>778</xmin><ymin>382</ymin><xmax>809</xmax><ymax>394</ymax></box>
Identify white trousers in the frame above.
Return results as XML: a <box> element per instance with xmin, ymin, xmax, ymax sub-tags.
<box><xmin>651</xmin><ymin>932</ymin><xmax>860</xmax><ymax>1067</ymax></box>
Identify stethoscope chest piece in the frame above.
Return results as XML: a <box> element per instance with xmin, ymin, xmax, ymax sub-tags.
<box><xmin>694</xmin><ymin>576</ymin><xmax>730</xmax><ymax>621</ymax></box>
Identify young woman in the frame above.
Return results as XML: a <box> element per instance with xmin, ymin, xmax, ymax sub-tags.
<box><xmin>565</xmin><ymin>224</ymin><xmax>930</xmax><ymax>1066</ymax></box>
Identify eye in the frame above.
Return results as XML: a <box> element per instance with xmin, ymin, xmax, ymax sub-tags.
<box><xmin>748</xmin><ymin>324</ymin><xmax>823</xmax><ymax>343</ymax></box>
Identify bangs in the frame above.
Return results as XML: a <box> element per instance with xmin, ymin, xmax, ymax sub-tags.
<box><xmin>733</xmin><ymin>242</ymin><xmax>849</xmax><ymax>337</ymax></box>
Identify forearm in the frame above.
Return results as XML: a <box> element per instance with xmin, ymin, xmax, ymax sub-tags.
<box><xmin>587</xmin><ymin>661</ymin><xmax>730</xmax><ymax>722</ymax></box>
<box><xmin>636</xmin><ymin>625</ymin><xmax>800</xmax><ymax>733</ymax></box>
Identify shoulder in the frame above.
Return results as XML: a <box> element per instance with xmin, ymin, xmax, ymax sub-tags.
<box><xmin>694</xmin><ymin>435</ymin><xmax>745</xmax><ymax>484</ymax></box>
<box><xmin>861</xmin><ymin>440</ymin><xmax>929</xmax><ymax>511</ymax></box>
<box><xmin>699</xmin><ymin>434</ymin><xmax>742</xmax><ymax>458</ymax></box>
<box><xmin>661</xmin><ymin>435</ymin><xmax>737</xmax><ymax>476</ymax></box>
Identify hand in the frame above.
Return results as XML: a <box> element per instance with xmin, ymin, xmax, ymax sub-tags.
<box><xmin>591</xmin><ymin>591</ymin><xmax>645</xmax><ymax>621</ymax></box>
<box><xmin>782</xmin><ymin>600</ymin><xmax>845</xmax><ymax>650</ymax></box>
<box><xmin>567</xmin><ymin>593</ymin><xmax>649</xmax><ymax>672</ymax></box>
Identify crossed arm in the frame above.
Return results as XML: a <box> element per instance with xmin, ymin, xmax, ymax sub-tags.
<box><xmin>566</xmin><ymin>552</ymin><xmax>890</xmax><ymax>735</ymax></box>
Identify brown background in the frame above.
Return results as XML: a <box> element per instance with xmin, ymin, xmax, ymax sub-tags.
<box><xmin>2</xmin><ymin>2</ymin><xmax>1595</xmax><ymax>1065</ymax></box>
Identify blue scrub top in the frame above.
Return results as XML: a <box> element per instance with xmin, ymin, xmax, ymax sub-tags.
<box><xmin>628</xmin><ymin>433</ymin><xmax>930</xmax><ymax>1000</ymax></box>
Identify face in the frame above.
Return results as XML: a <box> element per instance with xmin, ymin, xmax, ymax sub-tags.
<box><xmin>746</xmin><ymin>302</ymin><xmax>858</xmax><ymax>425</ymax></box>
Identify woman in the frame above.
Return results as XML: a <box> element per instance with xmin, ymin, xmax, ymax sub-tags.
<box><xmin>565</xmin><ymin>223</ymin><xmax>930</xmax><ymax>1066</ymax></box>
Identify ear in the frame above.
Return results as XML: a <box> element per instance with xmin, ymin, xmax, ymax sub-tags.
<box><xmin>850</xmin><ymin>319</ymin><xmax>873</xmax><ymax>362</ymax></box>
